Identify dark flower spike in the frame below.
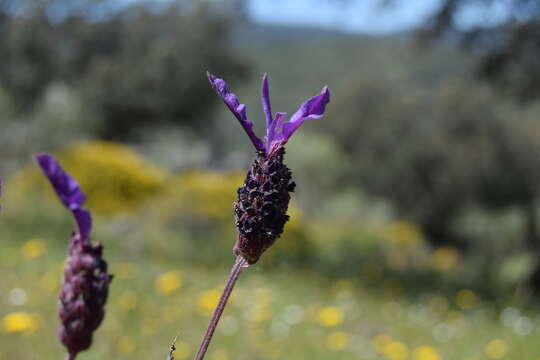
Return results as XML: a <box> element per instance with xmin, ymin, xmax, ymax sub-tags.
<box><xmin>35</xmin><ymin>154</ymin><xmax>111</xmax><ymax>360</ymax></box>
<box><xmin>36</xmin><ymin>154</ymin><xmax>91</xmax><ymax>239</ymax></box>
<box><xmin>207</xmin><ymin>73</ymin><xmax>330</xmax><ymax>264</ymax></box>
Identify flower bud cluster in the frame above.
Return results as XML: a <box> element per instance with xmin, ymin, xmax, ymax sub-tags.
<box><xmin>234</xmin><ymin>147</ymin><xmax>295</xmax><ymax>264</ymax></box>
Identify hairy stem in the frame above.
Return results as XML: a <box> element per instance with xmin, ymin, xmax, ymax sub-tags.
<box><xmin>194</xmin><ymin>256</ymin><xmax>247</xmax><ymax>360</ymax></box>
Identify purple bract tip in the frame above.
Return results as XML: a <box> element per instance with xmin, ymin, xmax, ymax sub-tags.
<box><xmin>207</xmin><ymin>72</ymin><xmax>330</xmax><ymax>155</ymax></box>
<box><xmin>35</xmin><ymin>154</ymin><xmax>92</xmax><ymax>239</ymax></box>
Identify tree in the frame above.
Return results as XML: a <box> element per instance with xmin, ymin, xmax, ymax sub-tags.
<box><xmin>419</xmin><ymin>0</ymin><xmax>540</xmax><ymax>101</ymax></box>
<box><xmin>325</xmin><ymin>50</ymin><xmax>540</xmax><ymax>292</ymax></box>
<box><xmin>0</xmin><ymin>0</ymin><xmax>248</xmax><ymax>139</ymax></box>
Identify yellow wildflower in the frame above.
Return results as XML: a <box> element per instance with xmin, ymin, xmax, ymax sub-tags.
<box><xmin>384</xmin><ymin>341</ymin><xmax>409</xmax><ymax>360</ymax></box>
<box><xmin>155</xmin><ymin>271</ymin><xmax>182</xmax><ymax>295</ymax></box>
<box><xmin>413</xmin><ymin>346</ymin><xmax>441</xmax><ymax>360</ymax></box>
<box><xmin>326</xmin><ymin>331</ymin><xmax>349</xmax><ymax>351</ymax></box>
<box><xmin>2</xmin><ymin>312</ymin><xmax>40</xmax><ymax>334</ymax></box>
<box><xmin>455</xmin><ymin>289</ymin><xmax>477</xmax><ymax>310</ymax></box>
<box><xmin>317</xmin><ymin>306</ymin><xmax>344</xmax><ymax>327</ymax></box>
<box><xmin>485</xmin><ymin>339</ymin><xmax>508</xmax><ymax>359</ymax></box>
<box><xmin>198</xmin><ymin>289</ymin><xmax>221</xmax><ymax>315</ymax></box>
<box><xmin>21</xmin><ymin>238</ymin><xmax>46</xmax><ymax>260</ymax></box>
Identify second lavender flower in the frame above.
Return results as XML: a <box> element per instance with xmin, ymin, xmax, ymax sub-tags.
<box><xmin>36</xmin><ymin>154</ymin><xmax>112</xmax><ymax>360</ymax></box>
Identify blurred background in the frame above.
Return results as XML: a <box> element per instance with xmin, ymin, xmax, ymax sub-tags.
<box><xmin>2</xmin><ymin>0</ymin><xmax>540</xmax><ymax>359</ymax></box>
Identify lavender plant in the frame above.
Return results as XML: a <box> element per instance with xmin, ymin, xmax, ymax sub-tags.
<box><xmin>36</xmin><ymin>154</ymin><xmax>112</xmax><ymax>360</ymax></box>
<box><xmin>193</xmin><ymin>73</ymin><xmax>330</xmax><ymax>359</ymax></box>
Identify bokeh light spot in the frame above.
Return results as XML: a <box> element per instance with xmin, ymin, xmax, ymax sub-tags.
<box><xmin>485</xmin><ymin>339</ymin><xmax>508</xmax><ymax>359</ymax></box>
<box><xmin>326</xmin><ymin>331</ymin><xmax>349</xmax><ymax>351</ymax></box>
<box><xmin>21</xmin><ymin>238</ymin><xmax>46</xmax><ymax>260</ymax></box>
<box><xmin>155</xmin><ymin>271</ymin><xmax>182</xmax><ymax>295</ymax></box>
<box><xmin>317</xmin><ymin>306</ymin><xmax>344</xmax><ymax>327</ymax></box>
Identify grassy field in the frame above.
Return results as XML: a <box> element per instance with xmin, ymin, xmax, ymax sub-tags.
<box><xmin>2</xmin><ymin>144</ymin><xmax>540</xmax><ymax>360</ymax></box>
<box><xmin>2</xmin><ymin>230</ymin><xmax>540</xmax><ymax>360</ymax></box>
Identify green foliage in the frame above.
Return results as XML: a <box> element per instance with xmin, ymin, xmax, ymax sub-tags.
<box><xmin>324</xmin><ymin>65</ymin><xmax>540</xmax><ymax>251</ymax></box>
<box><xmin>0</xmin><ymin>0</ymin><xmax>247</xmax><ymax>139</ymax></box>
<box><xmin>417</xmin><ymin>0</ymin><xmax>540</xmax><ymax>101</ymax></box>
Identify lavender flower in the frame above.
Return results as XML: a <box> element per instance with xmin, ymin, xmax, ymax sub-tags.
<box><xmin>208</xmin><ymin>73</ymin><xmax>330</xmax><ymax>264</ymax></box>
<box><xmin>36</xmin><ymin>154</ymin><xmax>112</xmax><ymax>360</ymax></box>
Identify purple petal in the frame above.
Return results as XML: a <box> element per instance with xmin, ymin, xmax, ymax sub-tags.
<box><xmin>207</xmin><ymin>72</ymin><xmax>265</xmax><ymax>152</ymax></box>
<box><xmin>35</xmin><ymin>154</ymin><xmax>92</xmax><ymax>239</ymax></box>
<box><xmin>281</xmin><ymin>86</ymin><xmax>330</xmax><ymax>141</ymax></box>
<box><xmin>36</xmin><ymin>154</ymin><xmax>86</xmax><ymax>209</ymax></box>
<box><xmin>266</xmin><ymin>112</ymin><xmax>287</xmax><ymax>153</ymax></box>
<box><xmin>261</xmin><ymin>73</ymin><xmax>273</xmax><ymax>129</ymax></box>
<box><xmin>73</xmin><ymin>208</ymin><xmax>92</xmax><ymax>240</ymax></box>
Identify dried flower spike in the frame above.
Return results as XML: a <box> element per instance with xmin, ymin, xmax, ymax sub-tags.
<box><xmin>208</xmin><ymin>72</ymin><xmax>330</xmax><ymax>264</ymax></box>
<box><xmin>36</xmin><ymin>154</ymin><xmax>112</xmax><ymax>360</ymax></box>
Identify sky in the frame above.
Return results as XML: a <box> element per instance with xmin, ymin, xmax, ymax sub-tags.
<box><xmin>248</xmin><ymin>0</ymin><xmax>516</xmax><ymax>35</ymax></box>
<box><xmin>112</xmin><ymin>0</ymin><xmax>513</xmax><ymax>35</ymax></box>
<box><xmin>247</xmin><ymin>0</ymin><xmax>442</xmax><ymax>35</ymax></box>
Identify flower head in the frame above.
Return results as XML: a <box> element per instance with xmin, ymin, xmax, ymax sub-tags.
<box><xmin>35</xmin><ymin>154</ymin><xmax>111</xmax><ymax>359</ymax></box>
<box><xmin>208</xmin><ymin>73</ymin><xmax>330</xmax><ymax>264</ymax></box>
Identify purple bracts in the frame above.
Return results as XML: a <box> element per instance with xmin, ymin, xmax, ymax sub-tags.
<box><xmin>35</xmin><ymin>154</ymin><xmax>111</xmax><ymax>358</ymax></box>
<box><xmin>207</xmin><ymin>72</ymin><xmax>329</xmax><ymax>155</ymax></box>
<box><xmin>208</xmin><ymin>73</ymin><xmax>329</xmax><ymax>263</ymax></box>
<box><xmin>36</xmin><ymin>154</ymin><xmax>91</xmax><ymax>239</ymax></box>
